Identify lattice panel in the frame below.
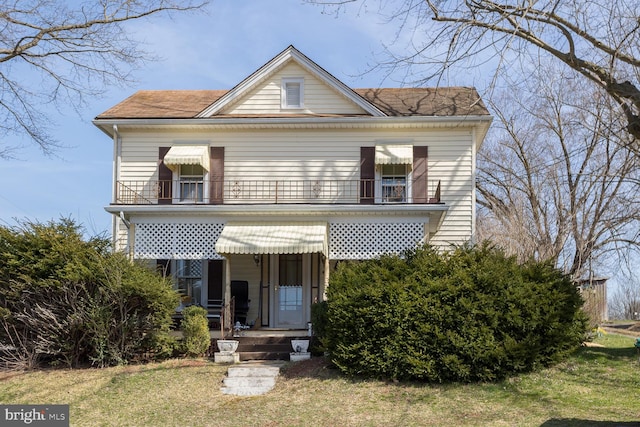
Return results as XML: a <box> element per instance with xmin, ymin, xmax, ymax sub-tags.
<box><xmin>329</xmin><ymin>222</ymin><xmax>425</xmax><ymax>260</ymax></box>
<box><xmin>134</xmin><ymin>223</ymin><xmax>224</xmax><ymax>260</ymax></box>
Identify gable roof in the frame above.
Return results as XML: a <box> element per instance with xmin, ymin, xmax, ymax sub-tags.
<box><xmin>96</xmin><ymin>87</ymin><xmax>489</xmax><ymax>119</ymax></box>
<box><xmin>196</xmin><ymin>45</ymin><xmax>384</xmax><ymax>117</ymax></box>
<box><xmin>95</xmin><ymin>45</ymin><xmax>490</xmax><ymax>121</ymax></box>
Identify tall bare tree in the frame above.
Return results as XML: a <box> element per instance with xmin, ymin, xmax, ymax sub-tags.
<box><xmin>477</xmin><ymin>64</ymin><xmax>640</xmax><ymax>279</ymax></box>
<box><xmin>310</xmin><ymin>0</ymin><xmax>640</xmax><ymax>142</ymax></box>
<box><xmin>0</xmin><ymin>0</ymin><xmax>207</xmax><ymax>158</ymax></box>
<box><xmin>609</xmin><ymin>270</ymin><xmax>640</xmax><ymax>320</ymax></box>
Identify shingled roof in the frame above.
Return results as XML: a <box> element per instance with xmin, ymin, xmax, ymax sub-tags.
<box><xmin>95</xmin><ymin>87</ymin><xmax>489</xmax><ymax>120</ymax></box>
<box><xmin>354</xmin><ymin>88</ymin><xmax>488</xmax><ymax>117</ymax></box>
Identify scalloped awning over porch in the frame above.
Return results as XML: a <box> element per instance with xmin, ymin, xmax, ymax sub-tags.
<box><xmin>214</xmin><ymin>222</ymin><xmax>328</xmax><ymax>256</ymax></box>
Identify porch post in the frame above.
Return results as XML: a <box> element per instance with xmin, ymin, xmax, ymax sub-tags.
<box><xmin>127</xmin><ymin>223</ymin><xmax>135</xmax><ymax>262</ymax></box>
<box><xmin>224</xmin><ymin>257</ymin><xmax>231</xmax><ymax>329</ymax></box>
<box><xmin>323</xmin><ymin>254</ymin><xmax>330</xmax><ymax>301</ymax></box>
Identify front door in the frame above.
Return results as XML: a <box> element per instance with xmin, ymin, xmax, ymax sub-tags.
<box><xmin>273</xmin><ymin>254</ymin><xmax>308</xmax><ymax>328</ymax></box>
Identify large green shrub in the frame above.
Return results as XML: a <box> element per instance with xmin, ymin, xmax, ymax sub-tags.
<box><xmin>180</xmin><ymin>305</ymin><xmax>210</xmax><ymax>357</ymax></box>
<box><xmin>325</xmin><ymin>244</ymin><xmax>587</xmax><ymax>382</ymax></box>
<box><xmin>310</xmin><ymin>300</ymin><xmax>328</xmax><ymax>354</ymax></box>
<box><xmin>0</xmin><ymin>219</ymin><xmax>179</xmax><ymax>369</ymax></box>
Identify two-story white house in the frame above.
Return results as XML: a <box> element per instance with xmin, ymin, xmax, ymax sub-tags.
<box><xmin>93</xmin><ymin>46</ymin><xmax>491</xmax><ymax>332</ymax></box>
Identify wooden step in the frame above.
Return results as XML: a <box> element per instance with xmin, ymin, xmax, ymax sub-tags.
<box><xmin>212</xmin><ymin>336</ymin><xmax>309</xmax><ymax>361</ymax></box>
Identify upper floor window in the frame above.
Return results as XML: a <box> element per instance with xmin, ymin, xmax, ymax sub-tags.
<box><xmin>380</xmin><ymin>164</ymin><xmax>408</xmax><ymax>203</ymax></box>
<box><xmin>162</xmin><ymin>145</ymin><xmax>210</xmax><ymax>204</ymax></box>
<box><xmin>375</xmin><ymin>144</ymin><xmax>413</xmax><ymax>203</ymax></box>
<box><xmin>178</xmin><ymin>164</ymin><xmax>205</xmax><ymax>203</ymax></box>
<box><xmin>281</xmin><ymin>78</ymin><xmax>304</xmax><ymax>109</ymax></box>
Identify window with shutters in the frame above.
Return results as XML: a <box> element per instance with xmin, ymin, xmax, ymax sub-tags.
<box><xmin>175</xmin><ymin>164</ymin><xmax>207</xmax><ymax>203</ymax></box>
<box><xmin>380</xmin><ymin>164</ymin><xmax>410</xmax><ymax>203</ymax></box>
<box><xmin>281</xmin><ymin>78</ymin><xmax>304</xmax><ymax>109</ymax></box>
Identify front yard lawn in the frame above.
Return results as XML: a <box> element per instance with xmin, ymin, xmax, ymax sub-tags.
<box><xmin>1</xmin><ymin>333</ymin><xmax>639</xmax><ymax>426</ymax></box>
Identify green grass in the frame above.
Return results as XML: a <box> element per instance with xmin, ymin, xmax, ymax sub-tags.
<box><xmin>1</xmin><ymin>334</ymin><xmax>639</xmax><ymax>426</ymax></box>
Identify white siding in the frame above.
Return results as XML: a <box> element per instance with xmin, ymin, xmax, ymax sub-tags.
<box><xmin>116</xmin><ymin>126</ymin><xmax>475</xmax><ymax>248</ymax></box>
<box><xmin>224</xmin><ymin>62</ymin><xmax>367</xmax><ymax>115</ymax></box>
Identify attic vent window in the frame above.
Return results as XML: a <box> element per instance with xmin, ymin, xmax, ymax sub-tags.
<box><xmin>281</xmin><ymin>78</ymin><xmax>304</xmax><ymax>109</ymax></box>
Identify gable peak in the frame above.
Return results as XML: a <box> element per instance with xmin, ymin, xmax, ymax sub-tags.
<box><xmin>196</xmin><ymin>45</ymin><xmax>384</xmax><ymax>118</ymax></box>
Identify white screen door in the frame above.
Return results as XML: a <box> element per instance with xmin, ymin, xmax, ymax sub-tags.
<box><xmin>274</xmin><ymin>254</ymin><xmax>306</xmax><ymax>328</ymax></box>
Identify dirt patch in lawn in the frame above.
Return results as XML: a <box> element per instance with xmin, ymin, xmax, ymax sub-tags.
<box><xmin>281</xmin><ymin>356</ymin><xmax>336</xmax><ymax>379</ymax></box>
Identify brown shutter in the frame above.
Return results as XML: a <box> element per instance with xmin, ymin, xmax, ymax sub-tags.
<box><xmin>209</xmin><ymin>147</ymin><xmax>224</xmax><ymax>204</ymax></box>
<box><xmin>360</xmin><ymin>147</ymin><xmax>375</xmax><ymax>204</ymax></box>
<box><xmin>412</xmin><ymin>146</ymin><xmax>428</xmax><ymax>203</ymax></box>
<box><xmin>158</xmin><ymin>147</ymin><xmax>173</xmax><ymax>204</ymax></box>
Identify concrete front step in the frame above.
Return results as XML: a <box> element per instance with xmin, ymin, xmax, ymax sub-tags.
<box><xmin>221</xmin><ymin>386</ymin><xmax>275</xmax><ymax>396</ymax></box>
<box><xmin>220</xmin><ymin>362</ymin><xmax>284</xmax><ymax>396</ymax></box>
<box><xmin>223</xmin><ymin>376</ymin><xmax>276</xmax><ymax>388</ymax></box>
<box><xmin>227</xmin><ymin>365</ymin><xmax>281</xmax><ymax>377</ymax></box>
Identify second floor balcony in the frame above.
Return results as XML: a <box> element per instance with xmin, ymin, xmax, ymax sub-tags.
<box><xmin>114</xmin><ymin>179</ymin><xmax>442</xmax><ymax>205</ymax></box>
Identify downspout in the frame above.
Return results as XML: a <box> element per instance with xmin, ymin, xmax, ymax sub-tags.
<box><xmin>112</xmin><ymin>125</ymin><xmax>122</xmax><ymax>251</ymax></box>
<box><xmin>112</xmin><ymin>124</ymin><xmax>121</xmax><ymax>204</ymax></box>
<box><xmin>470</xmin><ymin>127</ymin><xmax>478</xmax><ymax>245</ymax></box>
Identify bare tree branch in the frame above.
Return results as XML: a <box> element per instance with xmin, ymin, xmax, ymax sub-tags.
<box><xmin>477</xmin><ymin>63</ymin><xmax>640</xmax><ymax>279</ymax></box>
<box><xmin>311</xmin><ymin>0</ymin><xmax>640</xmax><ymax>141</ymax></box>
<box><xmin>0</xmin><ymin>0</ymin><xmax>208</xmax><ymax>157</ymax></box>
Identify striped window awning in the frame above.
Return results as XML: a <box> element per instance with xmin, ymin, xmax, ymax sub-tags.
<box><xmin>375</xmin><ymin>144</ymin><xmax>413</xmax><ymax>165</ymax></box>
<box><xmin>215</xmin><ymin>222</ymin><xmax>328</xmax><ymax>256</ymax></box>
<box><xmin>163</xmin><ymin>145</ymin><xmax>209</xmax><ymax>172</ymax></box>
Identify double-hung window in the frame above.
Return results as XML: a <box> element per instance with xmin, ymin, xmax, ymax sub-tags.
<box><xmin>178</xmin><ymin>164</ymin><xmax>205</xmax><ymax>203</ymax></box>
<box><xmin>175</xmin><ymin>259</ymin><xmax>203</xmax><ymax>308</ymax></box>
<box><xmin>281</xmin><ymin>78</ymin><xmax>304</xmax><ymax>109</ymax></box>
<box><xmin>381</xmin><ymin>164</ymin><xmax>408</xmax><ymax>203</ymax></box>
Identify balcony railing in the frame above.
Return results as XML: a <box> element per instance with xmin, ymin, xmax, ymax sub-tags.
<box><xmin>114</xmin><ymin>179</ymin><xmax>442</xmax><ymax>205</ymax></box>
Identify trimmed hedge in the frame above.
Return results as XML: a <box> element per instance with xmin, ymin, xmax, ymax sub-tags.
<box><xmin>324</xmin><ymin>244</ymin><xmax>587</xmax><ymax>382</ymax></box>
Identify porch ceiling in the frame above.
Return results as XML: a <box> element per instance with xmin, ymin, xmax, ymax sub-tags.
<box><xmin>214</xmin><ymin>222</ymin><xmax>328</xmax><ymax>256</ymax></box>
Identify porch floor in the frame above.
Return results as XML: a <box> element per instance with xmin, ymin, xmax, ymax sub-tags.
<box><xmin>210</xmin><ymin>329</ymin><xmax>309</xmax><ymax>339</ymax></box>
<box><xmin>171</xmin><ymin>329</ymin><xmax>308</xmax><ymax>339</ymax></box>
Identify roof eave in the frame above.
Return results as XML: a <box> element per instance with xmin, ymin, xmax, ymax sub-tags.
<box><xmin>93</xmin><ymin>114</ymin><xmax>492</xmax><ymax>136</ymax></box>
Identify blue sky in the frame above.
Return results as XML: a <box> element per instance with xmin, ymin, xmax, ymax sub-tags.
<box><xmin>0</xmin><ymin>0</ymin><xmax>445</xmax><ymax>237</ymax></box>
